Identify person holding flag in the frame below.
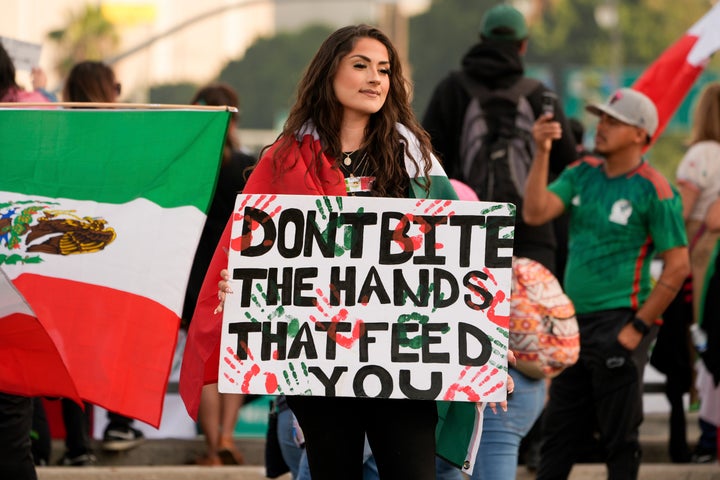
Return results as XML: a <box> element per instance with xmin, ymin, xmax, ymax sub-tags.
<box><xmin>523</xmin><ymin>89</ymin><xmax>690</xmax><ymax>479</ymax></box>
<box><xmin>181</xmin><ymin>24</ymin><xmax>515</xmax><ymax>480</ymax></box>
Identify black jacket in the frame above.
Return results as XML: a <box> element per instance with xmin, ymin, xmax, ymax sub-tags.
<box><xmin>182</xmin><ymin>150</ymin><xmax>256</xmax><ymax>322</ymax></box>
<box><xmin>422</xmin><ymin>40</ymin><xmax>577</xmax><ymax>275</ymax></box>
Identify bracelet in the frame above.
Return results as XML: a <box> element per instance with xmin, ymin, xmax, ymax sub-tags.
<box><xmin>656</xmin><ymin>280</ymin><xmax>680</xmax><ymax>293</ymax></box>
<box><xmin>630</xmin><ymin>317</ymin><xmax>650</xmax><ymax>336</ymax></box>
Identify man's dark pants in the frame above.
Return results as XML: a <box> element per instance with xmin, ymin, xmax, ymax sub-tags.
<box><xmin>537</xmin><ymin>308</ymin><xmax>654</xmax><ymax>480</ymax></box>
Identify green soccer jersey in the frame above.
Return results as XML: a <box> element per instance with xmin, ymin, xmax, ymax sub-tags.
<box><xmin>548</xmin><ymin>156</ymin><xmax>687</xmax><ymax>314</ymax></box>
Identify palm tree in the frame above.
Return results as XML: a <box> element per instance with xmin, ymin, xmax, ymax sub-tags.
<box><xmin>47</xmin><ymin>5</ymin><xmax>120</xmax><ymax>78</ymax></box>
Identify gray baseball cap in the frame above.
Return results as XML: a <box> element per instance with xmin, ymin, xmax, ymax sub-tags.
<box><xmin>586</xmin><ymin>88</ymin><xmax>658</xmax><ymax>139</ymax></box>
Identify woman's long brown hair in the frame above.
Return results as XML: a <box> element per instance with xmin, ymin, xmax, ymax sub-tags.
<box><xmin>689</xmin><ymin>82</ymin><xmax>720</xmax><ymax>145</ymax></box>
<box><xmin>270</xmin><ymin>24</ymin><xmax>434</xmax><ymax>198</ymax></box>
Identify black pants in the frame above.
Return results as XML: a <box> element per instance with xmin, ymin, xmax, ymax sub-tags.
<box><xmin>61</xmin><ymin>399</ymin><xmax>93</xmax><ymax>457</ymax></box>
<box><xmin>287</xmin><ymin>396</ymin><xmax>437</xmax><ymax>480</ymax></box>
<box><xmin>31</xmin><ymin>398</ymin><xmax>51</xmax><ymax>465</ymax></box>
<box><xmin>107</xmin><ymin>411</ymin><xmax>134</xmax><ymax>429</ymax></box>
<box><xmin>0</xmin><ymin>393</ymin><xmax>37</xmax><ymax>480</ymax></box>
<box><xmin>537</xmin><ymin>309</ymin><xmax>652</xmax><ymax>480</ymax></box>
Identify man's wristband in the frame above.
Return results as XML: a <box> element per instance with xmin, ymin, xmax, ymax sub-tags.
<box><xmin>630</xmin><ymin>317</ymin><xmax>650</xmax><ymax>336</ymax></box>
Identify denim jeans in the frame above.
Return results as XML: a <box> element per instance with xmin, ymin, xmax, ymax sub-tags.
<box><xmin>472</xmin><ymin>369</ymin><xmax>545</xmax><ymax>480</ymax></box>
<box><xmin>435</xmin><ymin>456</ymin><xmax>463</xmax><ymax>480</ymax></box>
<box><xmin>277</xmin><ymin>408</ymin><xmax>304</xmax><ymax>479</ymax></box>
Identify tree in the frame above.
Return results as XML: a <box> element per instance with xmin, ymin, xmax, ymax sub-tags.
<box><xmin>408</xmin><ymin>0</ymin><xmax>716</xmax><ymax>119</ymax></box>
<box><xmin>149</xmin><ymin>82</ymin><xmax>199</xmax><ymax>105</ymax></box>
<box><xmin>218</xmin><ymin>24</ymin><xmax>334</xmax><ymax>129</ymax></box>
<box><xmin>47</xmin><ymin>5</ymin><xmax>120</xmax><ymax>79</ymax></box>
<box><xmin>527</xmin><ymin>0</ymin><xmax>711</xmax><ymax>65</ymax></box>
<box><xmin>408</xmin><ymin>0</ymin><xmax>499</xmax><ymax>117</ymax></box>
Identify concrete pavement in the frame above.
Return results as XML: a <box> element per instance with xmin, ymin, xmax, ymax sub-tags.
<box><xmin>34</xmin><ymin>411</ymin><xmax>718</xmax><ymax>480</ymax></box>
<box><xmin>34</xmin><ymin>464</ymin><xmax>720</xmax><ymax>480</ymax></box>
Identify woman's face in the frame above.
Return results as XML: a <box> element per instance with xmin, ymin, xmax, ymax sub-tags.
<box><xmin>333</xmin><ymin>37</ymin><xmax>390</xmax><ymax>121</ymax></box>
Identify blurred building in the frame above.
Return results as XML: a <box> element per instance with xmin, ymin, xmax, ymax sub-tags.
<box><xmin>1</xmin><ymin>0</ymin><xmax>429</xmax><ymax>102</ymax></box>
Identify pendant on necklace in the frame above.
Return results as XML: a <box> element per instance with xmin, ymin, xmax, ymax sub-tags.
<box><xmin>343</xmin><ymin>155</ymin><xmax>352</xmax><ymax>166</ymax></box>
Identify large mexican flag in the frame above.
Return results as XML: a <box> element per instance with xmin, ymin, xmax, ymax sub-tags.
<box><xmin>0</xmin><ymin>107</ymin><xmax>229</xmax><ymax>427</ymax></box>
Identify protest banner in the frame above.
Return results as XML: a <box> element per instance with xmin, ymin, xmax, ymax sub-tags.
<box><xmin>218</xmin><ymin>193</ymin><xmax>514</xmax><ymax>403</ymax></box>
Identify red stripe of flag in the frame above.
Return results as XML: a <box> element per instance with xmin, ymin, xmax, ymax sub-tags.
<box><xmin>8</xmin><ymin>274</ymin><xmax>179</xmax><ymax>427</ymax></box>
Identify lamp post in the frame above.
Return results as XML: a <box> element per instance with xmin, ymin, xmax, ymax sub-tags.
<box><xmin>594</xmin><ymin>0</ymin><xmax>623</xmax><ymax>91</ymax></box>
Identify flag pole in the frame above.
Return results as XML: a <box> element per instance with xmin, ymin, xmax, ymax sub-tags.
<box><xmin>0</xmin><ymin>102</ymin><xmax>238</xmax><ymax>112</ymax></box>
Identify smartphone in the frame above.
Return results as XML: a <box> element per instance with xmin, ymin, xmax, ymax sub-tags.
<box><xmin>541</xmin><ymin>92</ymin><xmax>556</xmax><ymax>117</ymax></box>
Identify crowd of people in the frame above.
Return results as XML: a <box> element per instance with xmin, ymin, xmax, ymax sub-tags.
<box><xmin>1</xmin><ymin>3</ymin><xmax>719</xmax><ymax>480</ymax></box>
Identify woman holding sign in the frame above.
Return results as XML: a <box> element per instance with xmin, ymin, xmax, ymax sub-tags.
<box><xmin>181</xmin><ymin>24</ymin><xmax>514</xmax><ymax>480</ymax></box>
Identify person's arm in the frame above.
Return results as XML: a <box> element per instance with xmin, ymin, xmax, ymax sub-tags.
<box><xmin>523</xmin><ymin>114</ymin><xmax>566</xmax><ymax>225</ymax></box>
<box><xmin>706</xmin><ymin>196</ymin><xmax>720</xmax><ymax>232</ymax></box>
<box><xmin>31</xmin><ymin>67</ymin><xmax>57</xmax><ymax>102</ymax></box>
<box><xmin>617</xmin><ymin>246</ymin><xmax>690</xmax><ymax>350</ymax></box>
<box><xmin>677</xmin><ymin>180</ymin><xmax>700</xmax><ymax>221</ymax></box>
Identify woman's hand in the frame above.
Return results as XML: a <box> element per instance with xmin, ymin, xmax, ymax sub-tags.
<box><xmin>486</xmin><ymin>350</ymin><xmax>517</xmax><ymax>414</ymax></box>
<box><xmin>214</xmin><ymin>269</ymin><xmax>232</xmax><ymax>314</ymax></box>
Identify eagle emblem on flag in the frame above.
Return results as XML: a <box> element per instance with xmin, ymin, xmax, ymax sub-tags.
<box><xmin>0</xmin><ymin>201</ymin><xmax>116</xmax><ymax>264</ymax></box>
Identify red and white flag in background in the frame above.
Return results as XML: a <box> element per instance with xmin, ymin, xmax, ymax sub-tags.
<box><xmin>633</xmin><ymin>2</ymin><xmax>720</xmax><ymax>143</ymax></box>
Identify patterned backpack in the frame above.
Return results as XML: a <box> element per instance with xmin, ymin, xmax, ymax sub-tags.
<box><xmin>509</xmin><ymin>257</ymin><xmax>580</xmax><ymax>379</ymax></box>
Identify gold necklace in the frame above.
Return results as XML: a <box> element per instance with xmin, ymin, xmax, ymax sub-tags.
<box><xmin>342</xmin><ymin>152</ymin><xmax>368</xmax><ymax>178</ymax></box>
<box><xmin>343</xmin><ymin>149</ymin><xmax>359</xmax><ymax>166</ymax></box>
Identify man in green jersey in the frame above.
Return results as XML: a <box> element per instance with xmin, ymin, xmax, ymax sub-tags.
<box><xmin>523</xmin><ymin>88</ymin><xmax>690</xmax><ymax>480</ymax></box>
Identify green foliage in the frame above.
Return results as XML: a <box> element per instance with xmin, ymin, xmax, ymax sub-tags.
<box><xmin>148</xmin><ymin>82</ymin><xmax>199</xmax><ymax>105</ymax></box>
<box><xmin>622</xmin><ymin>0</ymin><xmax>710</xmax><ymax>64</ymax></box>
<box><xmin>145</xmin><ymin>0</ymin><xmax>720</xmax><ymax>150</ymax></box>
<box><xmin>647</xmin><ymin>131</ymin><xmax>688</xmax><ymax>185</ymax></box>
<box><xmin>47</xmin><ymin>5</ymin><xmax>120</xmax><ymax>78</ymax></box>
<box><xmin>408</xmin><ymin>0</ymin><xmax>499</xmax><ymax>117</ymax></box>
<box><xmin>526</xmin><ymin>0</ymin><xmax>603</xmax><ymax>64</ymax></box>
<box><xmin>217</xmin><ymin>24</ymin><xmax>334</xmax><ymax>129</ymax></box>
<box><xmin>406</xmin><ymin>0</ymin><xmax>720</xmax><ymax>180</ymax></box>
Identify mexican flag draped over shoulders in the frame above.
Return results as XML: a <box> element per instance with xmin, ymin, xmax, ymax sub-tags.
<box><xmin>0</xmin><ymin>107</ymin><xmax>229</xmax><ymax>427</ymax></box>
<box><xmin>180</xmin><ymin>123</ymin><xmax>486</xmax><ymax>473</ymax></box>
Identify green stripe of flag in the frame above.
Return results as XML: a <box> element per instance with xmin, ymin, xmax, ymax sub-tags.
<box><xmin>0</xmin><ymin>109</ymin><xmax>229</xmax><ymax>211</ymax></box>
<box><xmin>410</xmin><ymin>174</ymin><xmax>460</xmax><ymax>200</ymax></box>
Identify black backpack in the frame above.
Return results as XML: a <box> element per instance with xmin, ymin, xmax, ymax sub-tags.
<box><xmin>454</xmin><ymin>72</ymin><xmax>541</xmax><ymax>207</ymax></box>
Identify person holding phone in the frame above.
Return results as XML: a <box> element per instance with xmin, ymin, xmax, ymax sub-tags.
<box><xmin>525</xmin><ymin>88</ymin><xmax>689</xmax><ymax>480</ymax></box>
<box><xmin>422</xmin><ymin>5</ymin><xmax>577</xmax><ymax>480</ymax></box>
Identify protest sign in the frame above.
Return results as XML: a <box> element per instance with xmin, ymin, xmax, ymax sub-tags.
<box><xmin>0</xmin><ymin>37</ymin><xmax>41</xmax><ymax>71</ymax></box>
<box><xmin>218</xmin><ymin>194</ymin><xmax>514</xmax><ymax>403</ymax></box>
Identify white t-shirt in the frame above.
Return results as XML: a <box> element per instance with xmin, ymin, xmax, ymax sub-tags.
<box><xmin>676</xmin><ymin>140</ymin><xmax>720</xmax><ymax>221</ymax></box>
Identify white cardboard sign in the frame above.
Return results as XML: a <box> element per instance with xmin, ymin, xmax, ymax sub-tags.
<box><xmin>0</xmin><ymin>37</ymin><xmax>41</xmax><ymax>71</ymax></box>
<box><xmin>219</xmin><ymin>194</ymin><xmax>514</xmax><ymax>402</ymax></box>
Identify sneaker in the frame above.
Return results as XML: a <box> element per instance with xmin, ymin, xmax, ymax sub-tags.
<box><xmin>691</xmin><ymin>446</ymin><xmax>717</xmax><ymax>464</ymax></box>
<box><xmin>102</xmin><ymin>425</ymin><xmax>145</xmax><ymax>452</ymax></box>
<box><xmin>56</xmin><ymin>452</ymin><xmax>97</xmax><ymax>466</ymax></box>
